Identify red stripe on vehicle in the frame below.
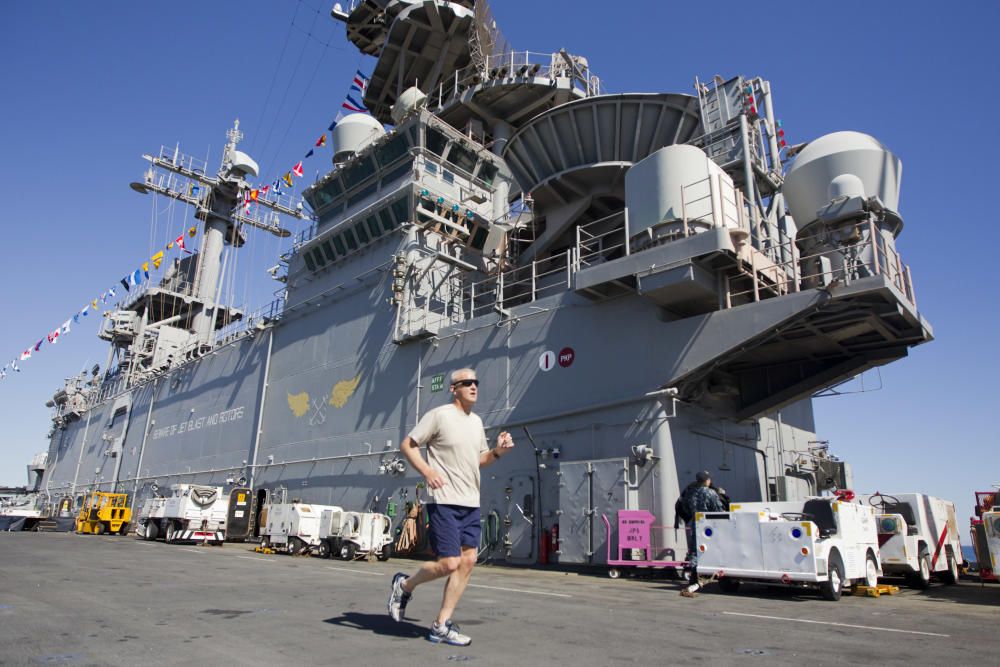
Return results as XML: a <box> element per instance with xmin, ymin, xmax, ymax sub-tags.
<box><xmin>931</xmin><ymin>525</ymin><xmax>948</xmax><ymax>569</ymax></box>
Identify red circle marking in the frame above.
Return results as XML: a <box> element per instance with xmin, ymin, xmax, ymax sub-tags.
<box><xmin>558</xmin><ymin>347</ymin><xmax>575</xmax><ymax>368</ymax></box>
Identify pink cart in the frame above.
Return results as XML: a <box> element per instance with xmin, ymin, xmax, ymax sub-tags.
<box><xmin>602</xmin><ymin>510</ymin><xmax>687</xmax><ymax>579</ymax></box>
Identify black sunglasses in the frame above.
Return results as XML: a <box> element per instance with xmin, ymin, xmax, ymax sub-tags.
<box><xmin>452</xmin><ymin>379</ymin><xmax>479</xmax><ymax>388</ymax></box>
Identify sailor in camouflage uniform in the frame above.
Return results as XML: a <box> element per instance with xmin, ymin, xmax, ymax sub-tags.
<box><xmin>682</xmin><ymin>470</ymin><xmax>727</xmax><ymax>573</ymax></box>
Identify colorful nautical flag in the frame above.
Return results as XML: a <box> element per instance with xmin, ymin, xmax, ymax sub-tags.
<box><xmin>304</xmin><ymin>149</ymin><xmax>314</xmax><ymax>159</ymax></box>
<box><xmin>315</xmin><ymin>133</ymin><xmax>327</xmax><ymax>147</ymax></box>
<box><xmin>250</xmin><ymin>189</ymin><xmax>259</xmax><ymax>202</ymax></box>
<box><xmin>283</xmin><ymin>172</ymin><xmax>294</xmax><ymax>188</ymax></box>
<box><xmin>351</xmin><ymin>70</ymin><xmax>369</xmax><ymax>93</ymax></box>
<box><xmin>151</xmin><ymin>251</ymin><xmax>164</xmax><ymax>270</ymax></box>
<box><xmin>34</xmin><ymin>339</ymin><xmax>43</xmax><ymax>352</ymax></box>
<box><xmin>47</xmin><ymin>330</ymin><xmax>59</xmax><ymax>344</ymax></box>
<box><xmin>61</xmin><ymin>319</ymin><xmax>72</xmax><ymax>335</ymax></box>
<box><xmin>188</xmin><ymin>225</ymin><xmax>197</xmax><ymax>237</ymax></box>
<box><xmin>292</xmin><ymin>162</ymin><xmax>304</xmax><ymax>178</ymax></box>
<box><xmin>342</xmin><ymin>95</ymin><xmax>368</xmax><ymax>113</ymax></box>
<box><xmin>328</xmin><ymin>119</ymin><xmax>338</xmax><ymax>132</ymax></box>
<box><xmin>20</xmin><ymin>349</ymin><xmax>31</xmax><ymax>361</ymax></box>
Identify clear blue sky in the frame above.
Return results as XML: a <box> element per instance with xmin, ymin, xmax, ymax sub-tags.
<box><xmin>1</xmin><ymin>2</ymin><xmax>996</xmax><ymax>527</ymax></box>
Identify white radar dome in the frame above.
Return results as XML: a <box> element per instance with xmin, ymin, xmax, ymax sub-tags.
<box><xmin>391</xmin><ymin>86</ymin><xmax>428</xmax><ymax>124</ymax></box>
<box><xmin>782</xmin><ymin>131</ymin><xmax>901</xmax><ymax>228</ymax></box>
<box><xmin>229</xmin><ymin>150</ymin><xmax>259</xmax><ymax>178</ymax></box>
<box><xmin>332</xmin><ymin>113</ymin><xmax>386</xmax><ymax>163</ymax></box>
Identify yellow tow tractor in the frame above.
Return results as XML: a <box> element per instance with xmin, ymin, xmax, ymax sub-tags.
<box><xmin>75</xmin><ymin>491</ymin><xmax>132</xmax><ymax>535</ymax></box>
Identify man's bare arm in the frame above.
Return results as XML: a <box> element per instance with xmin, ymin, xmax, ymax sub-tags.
<box><xmin>479</xmin><ymin>431</ymin><xmax>515</xmax><ymax>468</ymax></box>
<box><xmin>400</xmin><ymin>435</ymin><xmax>445</xmax><ymax>488</ymax></box>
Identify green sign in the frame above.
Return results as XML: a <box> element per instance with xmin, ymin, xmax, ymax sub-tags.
<box><xmin>430</xmin><ymin>373</ymin><xmax>445</xmax><ymax>392</ymax></box>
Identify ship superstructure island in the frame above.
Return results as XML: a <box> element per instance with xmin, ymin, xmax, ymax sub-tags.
<box><xmin>30</xmin><ymin>0</ymin><xmax>931</xmax><ymax>565</ymax></box>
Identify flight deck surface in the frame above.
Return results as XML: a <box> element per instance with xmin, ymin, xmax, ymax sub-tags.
<box><xmin>0</xmin><ymin>533</ymin><xmax>996</xmax><ymax>666</ymax></box>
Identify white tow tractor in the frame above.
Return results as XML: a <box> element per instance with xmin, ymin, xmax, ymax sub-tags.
<box><xmin>696</xmin><ymin>495</ymin><xmax>881</xmax><ymax>601</ymax></box>
<box><xmin>861</xmin><ymin>492</ymin><xmax>962</xmax><ymax>588</ymax></box>
<box><xmin>137</xmin><ymin>484</ymin><xmax>228</xmax><ymax>544</ymax></box>
<box><xmin>260</xmin><ymin>500</ymin><xmax>339</xmax><ymax>554</ymax></box>
<box><xmin>314</xmin><ymin>508</ymin><xmax>394</xmax><ymax>561</ymax></box>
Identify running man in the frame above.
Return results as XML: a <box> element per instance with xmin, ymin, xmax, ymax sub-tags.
<box><xmin>387</xmin><ymin>368</ymin><xmax>514</xmax><ymax>646</ymax></box>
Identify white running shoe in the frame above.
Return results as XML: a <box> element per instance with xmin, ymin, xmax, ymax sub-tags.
<box><xmin>428</xmin><ymin>620</ymin><xmax>471</xmax><ymax>646</ymax></box>
<box><xmin>387</xmin><ymin>572</ymin><xmax>411</xmax><ymax>622</ymax></box>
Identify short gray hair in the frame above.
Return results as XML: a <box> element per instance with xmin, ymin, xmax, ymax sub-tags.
<box><xmin>451</xmin><ymin>368</ymin><xmax>476</xmax><ymax>383</ymax></box>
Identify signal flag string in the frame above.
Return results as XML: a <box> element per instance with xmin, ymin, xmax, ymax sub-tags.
<box><xmin>0</xmin><ymin>226</ymin><xmax>200</xmax><ymax>381</ymax></box>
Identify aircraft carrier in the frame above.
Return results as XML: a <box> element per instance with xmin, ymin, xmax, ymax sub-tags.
<box><xmin>25</xmin><ymin>0</ymin><xmax>931</xmax><ymax>569</ymax></box>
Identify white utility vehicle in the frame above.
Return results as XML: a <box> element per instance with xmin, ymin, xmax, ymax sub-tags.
<box><xmin>696</xmin><ymin>496</ymin><xmax>881</xmax><ymax>600</ymax></box>
<box><xmin>314</xmin><ymin>508</ymin><xmax>394</xmax><ymax>561</ymax></box>
<box><xmin>861</xmin><ymin>492</ymin><xmax>962</xmax><ymax>588</ymax></box>
<box><xmin>137</xmin><ymin>484</ymin><xmax>228</xmax><ymax>544</ymax></box>
<box><xmin>260</xmin><ymin>500</ymin><xmax>340</xmax><ymax>554</ymax></box>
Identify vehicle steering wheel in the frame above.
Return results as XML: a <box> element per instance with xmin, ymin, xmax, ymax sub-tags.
<box><xmin>867</xmin><ymin>492</ymin><xmax>900</xmax><ymax>510</ymax></box>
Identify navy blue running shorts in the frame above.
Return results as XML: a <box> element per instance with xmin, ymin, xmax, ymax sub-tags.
<box><xmin>427</xmin><ymin>503</ymin><xmax>481</xmax><ymax>557</ymax></box>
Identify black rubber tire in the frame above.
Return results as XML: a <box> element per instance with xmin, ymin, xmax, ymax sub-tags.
<box><xmin>316</xmin><ymin>540</ymin><xmax>331</xmax><ymax>559</ymax></box>
<box><xmin>940</xmin><ymin>552</ymin><xmax>959</xmax><ymax>585</ymax></box>
<box><xmin>94</xmin><ymin>522</ymin><xmax>106</xmax><ymax>535</ymax></box>
<box><xmin>145</xmin><ymin>521</ymin><xmax>159</xmax><ymax>541</ymax></box>
<box><xmin>287</xmin><ymin>537</ymin><xmax>302</xmax><ymax>555</ymax></box>
<box><xmin>821</xmin><ymin>556</ymin><xmax>844</xmax><ymax>601</ymax></box>
<box><xmin>909</xmin><ymin>552</ymin><xmax>931</xmax><ymax>590</ymax></box>
<box><xmin>378</xmin><ymin>543</ymin><xmax>393</xmax><ymax>562</ymax></box>
<box><xmin>340</xmin><ymin>541</ymin><xmax>357</xmax><ymax>560</ymax></box>
<box><xmin>718</xmin><ymin>578</ymin><xmax>741</xmax><ymax>594</ymax></box>
<box><xmin>117</xmin><ymin>523</ymin><xmax>130</xmax><ymax>536</ymax></box>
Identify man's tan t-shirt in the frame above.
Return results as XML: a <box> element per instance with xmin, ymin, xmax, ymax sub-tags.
<box><xmin>408</xmin><ymin>404</ymin><xmax>489</xmax><ymax>507</ymax></box>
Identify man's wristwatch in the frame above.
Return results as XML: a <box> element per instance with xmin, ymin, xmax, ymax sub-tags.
<box><xmin>491</xmin><ymin>449</ymin><xmax>501</xmax><ymax>460</ymax></box>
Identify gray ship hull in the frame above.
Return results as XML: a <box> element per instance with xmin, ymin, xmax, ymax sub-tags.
<box><xmin>41</xmin><ymin>246</ymin><xmax>842</xmax><ymax>565</ymax></box>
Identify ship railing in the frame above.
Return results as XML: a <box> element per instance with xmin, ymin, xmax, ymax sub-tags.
<box><xmin>725</xmin><ymin>219</ymin><xmax>916</xmax><ymax>308</ymax></box>
<box><xmin>465</xmin><ymin>249</ymin><xmax>574</xmax><ymax>319</ymax></box>
<box><xmin>574</xmin><ymin>174</ymin><xmax>756</xmax><ymax>270</ymax></box>
<box><xmin>397</xmin><ymin>248</ymin><xmax>574</xmax><ymax>333</ymax></box>
<box><xmin>576</xmin><ymin>210</ymin><xmax>629</xmax><ymax>270</ymax></box>
<box><xmin>429</xmin><ymin>49</ymin><xmax>602</xmax><ymax>110</ymax></box>
<box><xmin>111</xmin><ymin>279</ymin><xmax>198</xmax><ymax>313</ymax></box>
<box><xmin>94</xmin><ymin>373</ymin><xmax>128</xmax><ymax>405</ymax></box>
<box><xmin>154</xmin><ymin>145</ymin><xmax>209</xmax><ymax>177</ymax></box>
<box><xmin>293</xmin><ymin>222</ymin><xmax>318</xmax><ymax>248</ymax></box>
<box><xmin>214</xmin><ymin>296</ymin><xmax>285</xmax><ymax>344</ymax></box>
